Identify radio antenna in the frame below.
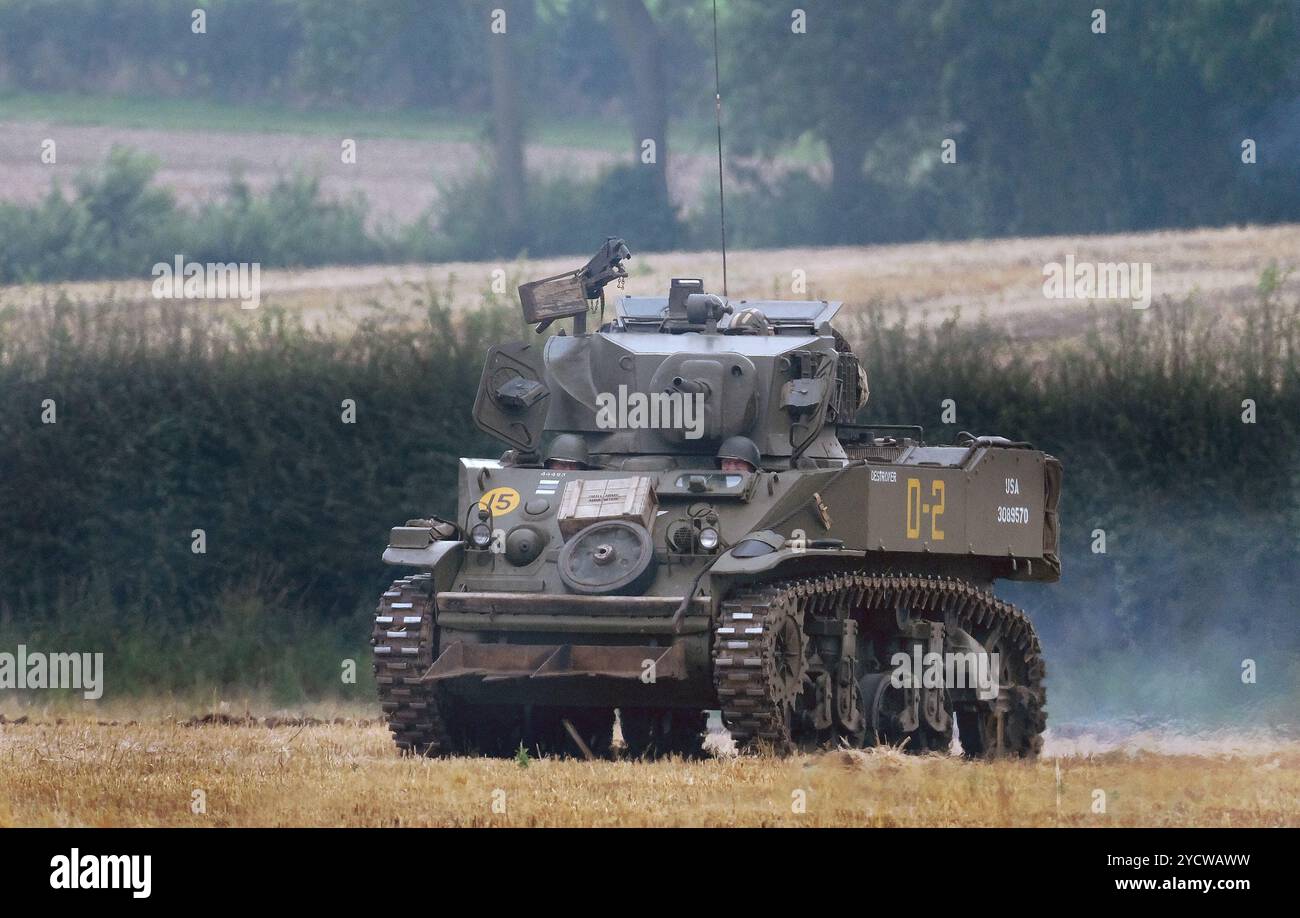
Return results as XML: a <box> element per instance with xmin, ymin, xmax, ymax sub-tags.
<box><xmin>711</xmin><ymin>0</ymin><xmax>728</xmax><ymax>297</ymax></box>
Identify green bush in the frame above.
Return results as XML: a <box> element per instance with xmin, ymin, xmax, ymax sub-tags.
<box><xmin>186</xmin><ymin>173</ymin><xmax>382</xmax><ymax>267</ymax></box>
<box><xmin>0</xmin><ymin>149</ymin><xmax>385</xmax><ymax>283</ymax></box>
<box><xmin>0</xmin><ymin>150</ymin><xmax>694</xmax><ymax>283</ymax></box>
<box><xmin>428</xmin><ymin>163</ymin><xmax>688</xmax><ymax>261</ymax></box>
<box><xmin>0</xmin><ymin>148</ymin><xmax>179</xmax><ymax>283</ymax></box>
<box><xmin>0</xmin><ymin>285</ymin><xmax>522</xmax><ymax>696</ymax></box>
<box><xmin>714</xmin><ymin>167</ymin><xmax>946</xmax><ymax>248</ymax></box>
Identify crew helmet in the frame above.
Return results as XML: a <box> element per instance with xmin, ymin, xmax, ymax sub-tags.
<box><xmin>716</xmin><ymin>435</ymin><xmax>761</xmax><ymax>470</ymax></box>
<box><xmin>544</xmin><ymin>433</ymin><xmax>591</xmax><ymax>468</ymax></box>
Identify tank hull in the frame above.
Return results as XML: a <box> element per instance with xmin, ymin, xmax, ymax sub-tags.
<box><xmin>375</xmin><ymin>446</ymin><xmax>1059</xmax><ymax>754</ymax></box>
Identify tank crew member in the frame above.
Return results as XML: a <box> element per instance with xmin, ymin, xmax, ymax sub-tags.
<box><xmin>726</xmin><ymin>306</ymin><xmax>773</xmax><ymax>335</ymax></box>
<box><xmin>544</xmin><ymin>433</ymin><xmax>592</xmax><ymax>471</ymax></box>
<box><xmin>716</xmin><ymin>435</ymin><xmax>761</xmax><ymax>473</ymax></box>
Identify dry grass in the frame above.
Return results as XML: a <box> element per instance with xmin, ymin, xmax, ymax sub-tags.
<box><xmin>1</xmin><ymin>717</ymin><xmax>1295</xmax><ymax>827</ymax></box>
<box><xmin>5</xmin><ymin>223</ymin><xmax>1297</xmax><ymax>343</ymax></box>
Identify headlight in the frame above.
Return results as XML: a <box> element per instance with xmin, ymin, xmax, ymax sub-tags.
<box><xmin>698</xmin><ymin>527</ymin><xmax>720</xmax><ymax>551</ymax></box>
<box><xmin>731</xmin><ymin>537</ymin><xmax>776</xmax><ymax>558</ymax></box>
<box><xmin>470</xmin><ymin>523</ymin><xmax>493</xmax><ymax>549</ymax></box>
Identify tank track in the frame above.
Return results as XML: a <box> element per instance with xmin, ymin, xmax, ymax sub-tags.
<box><xmin>713</xmin><ymin>584</ymin><xmax>807</xmax><ymax>752</ymax></box>
<box><xmin>713</xmin><ymin>572</ymin><xmax>1047</xmax><ymax>757</ymax></box>
<box><xmin>371</xmin><ymin>573</ymin><xmax>456</xmax><ymax>756</ymax></box>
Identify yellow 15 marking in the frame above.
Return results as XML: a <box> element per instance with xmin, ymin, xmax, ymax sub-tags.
<box><xmin>905</xmin><ymin>478</ymin><xmax>945</xmax><ymax>541</ymax></box>
<box><xmin>478</xmin><ymin>486</ymin><xmax>521</xmax><ymax>515</ymax></box>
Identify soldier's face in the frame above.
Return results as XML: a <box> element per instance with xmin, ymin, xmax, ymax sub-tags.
<box><xmin>546</xmin><ymin>459</ymin><xmax>583</xmax><ymax>471</ymax></box>
<box><xmin>720</xmin><ymin>458</ymin><xmax>755</xmax><ymax>473</ymax></box>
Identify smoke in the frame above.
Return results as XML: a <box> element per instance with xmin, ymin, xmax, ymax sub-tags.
<box><xmin>1002</xmin><ymin>505</ymin><xmax>1300</xmax><ymax>732</ymax></box>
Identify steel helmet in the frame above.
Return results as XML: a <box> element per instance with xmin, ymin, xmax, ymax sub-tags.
<box><xmin>727</xmin><ymin>306</ymin><xmax>773</xmax><ymax>335</ymax></box>
<box><xmin>716</xmin><ymin>435</ymin><xmax>761</xmax><ymax>470</ymax></box>
<box><xmin>544</xmin><ymin>433</ymin><xmax>591</xmax><ymax>468</ymax></box>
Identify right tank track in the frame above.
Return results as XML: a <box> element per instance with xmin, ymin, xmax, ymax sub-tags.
<box><xmin>712</xmin><ymin>572</ymin><xmax>1047</xmax><ymax>757</ymax></box>
<box><xmin>371</xmin><ymin>574</ymin><xmax>620</xmax><ymax>759</ymax></box>
<box><xmin>371</xmin><ymin>573</ymin><xmax>456</xmax><ymax>755</ymax></box>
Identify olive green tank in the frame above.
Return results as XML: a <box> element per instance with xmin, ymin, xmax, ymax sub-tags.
<box><xmin>372</xmin><ymin>240</ymin><xmax>1060</xmax><ymax>759</ymax></box>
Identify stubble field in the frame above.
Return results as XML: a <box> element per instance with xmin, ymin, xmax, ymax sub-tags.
<box><xmin>5</xmin><ymin>223</ymin><xmax>1299</xmax><ymax>344</ymax></box>
<box><xmin>1</xmin><ymin>716</ymin><xmax>1296</xmax><ymax>828</ymax></box>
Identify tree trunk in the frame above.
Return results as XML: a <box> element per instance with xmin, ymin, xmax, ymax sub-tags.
<box><xmin>488</xmin><ymin>1</ymin><xmax>532</xmax><ymax>249</ymax></box>
<box><xmin>609</xmin><ymin>0</ymin><xmax>670</xmax><ymax>209</ymax></box>
<box><xmin>826</xmin><ymin>129</ymin><xmax>866</xmax><ymax>208</ymax></box>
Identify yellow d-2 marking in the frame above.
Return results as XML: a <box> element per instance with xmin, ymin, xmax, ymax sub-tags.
<box><xmin>478</xmin><ymin>486</ymin><xmax>521</xmax><ymax>515</ymax></box>
<box><xmin>905</xmin><ymin>477</ymin><xmax>945</xmax><ymax>541</ymax></box>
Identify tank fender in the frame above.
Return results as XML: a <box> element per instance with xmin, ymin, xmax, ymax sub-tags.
<box><xmin>710</xmin><ymin>530</ymin><xmax>865</xmax><ymax>576</ymax></box>
<box><xmin>382</xmin><ymin>540</ymin><xmax>464</xmax><ymax>590</ymax></box>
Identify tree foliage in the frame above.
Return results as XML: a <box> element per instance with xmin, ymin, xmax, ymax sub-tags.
<box><xmin>0</xmin><ymin>1</ymin><xmax>1297</xmax><ymax>251</ymax></box>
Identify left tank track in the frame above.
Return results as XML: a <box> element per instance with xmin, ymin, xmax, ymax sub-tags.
<box><xmin>712</xmin><ymin>572</ymin><xmax>1047</xmax><ymax>757</ymax></box>
<box><xmin>371</xmin><ymin>573</ymin><xmax>459</xmax><ymax>756</ymax></box>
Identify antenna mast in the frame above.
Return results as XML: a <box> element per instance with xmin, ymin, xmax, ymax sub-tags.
<box><xmin>711</xmin><ymin>0</ymin><xmax>728</xmax><ymax>297</ymax></box>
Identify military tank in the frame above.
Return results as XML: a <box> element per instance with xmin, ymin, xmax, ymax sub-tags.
<box><xmin>372</xmin><ymin>239</ymin><xmax>1060</xmax><ymax>759</ymax></box>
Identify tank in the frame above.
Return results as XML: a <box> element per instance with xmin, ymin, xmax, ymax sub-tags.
<box><xmin>372</xmin><ymin>239</ymin><xmax>1061</xmax><ymax>759</ymax></box>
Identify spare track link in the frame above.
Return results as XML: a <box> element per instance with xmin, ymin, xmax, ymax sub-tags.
<box><xmin>713</xmin><ymin>572</ymin><xmax>1047</xmax><ymax>755</ymax></box>
<box><xmin>371</xmin><ymin>573</ymin><xmax>454</xmax><ymax>755</ymax></box>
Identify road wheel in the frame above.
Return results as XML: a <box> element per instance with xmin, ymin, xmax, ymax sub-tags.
<box><xmin>954</xmin><ymin>610</ymin><xmax>1047</xmax><ymax>759</ymax></box>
